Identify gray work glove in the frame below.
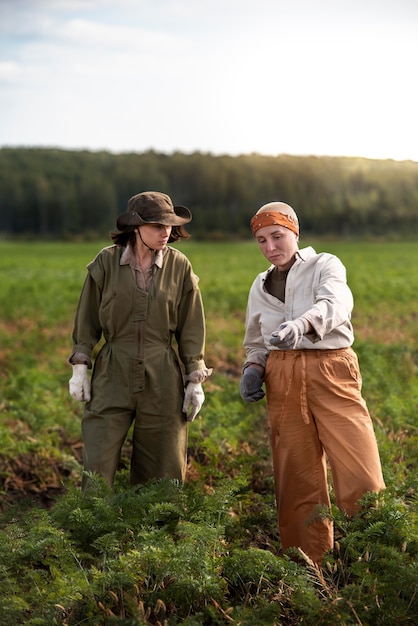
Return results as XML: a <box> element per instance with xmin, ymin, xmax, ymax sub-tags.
<box><xmin>240</xmin><ymin>367</ymin><xmax>265</xmax><ymax>402</ymax></box>
<box><xmin>183</xmin><ymin>382</ymin><xmax>204</xmax><ymax>422</ymax></box>
<box><xmin>69</xmin><ymin>364</ymin><xmax>91</xmax><ymax>402</ymax></box>
<box><xmin>270</xmin><ymin>318</ymin><xmax>307</xmax><ymax>350</ymax></box>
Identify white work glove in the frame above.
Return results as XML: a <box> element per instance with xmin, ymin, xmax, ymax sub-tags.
<box><xmin>182</xmin><ymin>382</ymin><xmax>204</xmax><ymax>422</ymax></box>
<box><xmin>69</xmin><ymin>364</ymin><xmax>91</xmax><ymax>402</ymax></box>
<box><xmin>270</xmin><ymin>318</ymin><xmax>308</xmax><ymax>350</ymax></box>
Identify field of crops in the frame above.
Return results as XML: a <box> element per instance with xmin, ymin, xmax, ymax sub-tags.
<box><xmin>0</xmin><ymin>239</ymin><xmax>417</xmax><ymax>625</ymax></box>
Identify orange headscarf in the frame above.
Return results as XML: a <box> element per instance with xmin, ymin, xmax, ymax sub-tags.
<box><xmin>250</xmin><ymin>211</ymin><xmax>299</xmax><ymax>236</ymax></box>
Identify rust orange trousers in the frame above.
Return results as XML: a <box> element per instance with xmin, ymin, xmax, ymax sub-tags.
<box><xmin>265</xmin><ymin>347</ymin><xmax>385</xmax><ymax>564</ymax></box>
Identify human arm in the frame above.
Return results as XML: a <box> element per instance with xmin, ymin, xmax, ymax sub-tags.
<box><xmin>268</xmin><ymin>252</ymin><xmax>354</xmax><ymax>349</ymax></box>
<box><xmin>297</xmin><ymin>254</ymin><xmax>354</xmax><ymax>342</ymax></box>
<box><xmin>182</xmin><ymin>382</ymin><xmax>205</xmax><ymax>422</ymax></box>
<box><xmin>242</xmin><ymin>279</ymin><xmax>270</xmax><ymax>369</ymax></box>
<box><xmin>270</xmin><ymin>317</ymin><xmax>312</xmax><ymax>349</ymax></box>
<box><xmin>241</xmin><ymin>280</ymin><xmax>269</xmax><ymax>401</ymax></box>
<box><xmin>68</xmin><ymin>267</ymin><xmax>103</xmax><ymax>400</ymax></box>
<box><xmin>240</xmin><ymin>363</ymin><xmax>265</xmax><ymax>402</ymax></box>
<box><xmin>176</xmin><ymin>263</ymin><xmax>212</xmax><ymax>420</ymax></box>
<box><xmin>69</xmin><ymin>364</ymin><xmax>91</xmax><ymax>402</ymax></box>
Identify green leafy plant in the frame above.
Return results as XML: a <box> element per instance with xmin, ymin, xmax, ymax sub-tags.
<box><xmin>0</xmin><ymin>241</ymin><xmax>417</xmax><ymax>624</ymax></box>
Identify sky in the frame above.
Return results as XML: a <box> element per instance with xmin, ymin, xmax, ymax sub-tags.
<box><xmin>1</xmin><ymin>0</ymin><xmax>418</xmax><ymax>161</ymax></box>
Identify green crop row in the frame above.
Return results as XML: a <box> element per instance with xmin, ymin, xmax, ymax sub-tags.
<box><xmin>0</xmin><ymin>240</ymin><xmax>416</xmax><ymax>624</ymax></box>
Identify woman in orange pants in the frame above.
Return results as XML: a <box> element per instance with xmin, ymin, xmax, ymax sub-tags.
<box><xmin>240</xmin><ymin>201</ymin><xmax>385</xmax><ymax>564</ymax></box>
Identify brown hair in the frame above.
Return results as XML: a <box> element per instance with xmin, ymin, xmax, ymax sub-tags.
<box><xmin>110</xmin><ymin>225</ymin><xmax>191</xmax><ymax>247</ymax></box>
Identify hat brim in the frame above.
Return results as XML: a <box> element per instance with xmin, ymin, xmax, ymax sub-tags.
<box><xmin>117</xmin><ymin>205</ymin><xmax>192</xmax><ymax>230</ymax></box>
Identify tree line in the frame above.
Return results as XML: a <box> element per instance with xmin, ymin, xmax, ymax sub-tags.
<box><xmin>1</xmin><ymin>147</ymin><xmax>417</xmax><ymax>239</ymax></box>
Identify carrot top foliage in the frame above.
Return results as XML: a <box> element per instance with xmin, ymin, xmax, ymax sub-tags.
<box><xmin>0</xmin><ymin>241</ymin><xmax>417</xmax><ymax>625</ymax></box>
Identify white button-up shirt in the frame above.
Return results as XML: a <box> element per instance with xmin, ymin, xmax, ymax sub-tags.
<box><xmin>243</xmin><ymin>246</ymin><xmax>355</xmax><ymax>369</ymax></box>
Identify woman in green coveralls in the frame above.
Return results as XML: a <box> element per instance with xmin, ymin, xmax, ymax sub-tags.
<box><xmin>69</xmin><ymin>191</ymin><xmax>212</xmax><ymax>489</ymax></box>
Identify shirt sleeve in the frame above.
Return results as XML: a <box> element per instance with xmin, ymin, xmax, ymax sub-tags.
<box><xmin>302</xmin><ymin>254</ymin><xmax>354</xmax><ymax>342</ymax></box>
<box><xmin>243</xmin><ymin>279</ymin><xmax>269</xmax><ymax>370</ymax></box>
<box><xmin>68</xmin><ymin>268</ymin><xmax>103</xmax><ymax>366</ymax></box>
<box><xmin>176</xmin><ymin>264</ymin><xmax>209</xmax><ymax>375</ymax></box>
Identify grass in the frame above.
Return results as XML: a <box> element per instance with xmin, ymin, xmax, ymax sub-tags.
<box><xmin>0</xmin><ymin>239</ymin><xmax>417</xmax><ymax>624</ymax></box>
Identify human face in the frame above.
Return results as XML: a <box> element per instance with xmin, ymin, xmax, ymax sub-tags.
<box><xmin>255</xmin><ymin>225</ymin><xmax>299</xmax><ymax>270</ymax></box>
<box><xmin>138</xmin><ymin>223</ymin><xmax>172</xmax><ymax>250</ymax></box>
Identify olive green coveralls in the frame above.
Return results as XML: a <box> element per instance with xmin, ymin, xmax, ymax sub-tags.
<box><xmin>70</xmin><ymin>244</ymin><xmax>207</xmax><ymax>488</ymax></box>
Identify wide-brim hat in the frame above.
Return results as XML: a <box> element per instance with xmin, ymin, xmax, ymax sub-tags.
<box><xmin>116</xmin><ymin>191</ymin><xmax>192</xmax><ymax>230</ymax></box>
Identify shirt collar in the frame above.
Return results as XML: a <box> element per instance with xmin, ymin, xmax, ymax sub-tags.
<box><xmin>296</xmin><ymin>246</ymin><xmax>316</xmax><ymax>261</ymax></box>
<box><xmin>120</xmin><ymin>243</ymin><xmax>166</xmax><ymax>269</ymax></box>
<box><xmin>263</xmin><ymin>246</ymin><xmax>314</xmax><ymax>280</ymax></box>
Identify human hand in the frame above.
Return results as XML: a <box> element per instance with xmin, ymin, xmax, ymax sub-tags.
<box><xmin>69</xmin><ymin>364</ymin><xmax>91</xmax><ymax>402</ymax></box>
<box><xmin>270</xmin><ymin>318</ymin><xmax>307</xmax><ymax>350</ymax></box>
<box><xmin>240</xmin><ymin>367</ymin><xmax>265</xmax><ymax>402</ymax></box>
<box><xmin>183</xmin><ymin>382</ymin><xmax>204</xmax><ymax>422</ymax></box>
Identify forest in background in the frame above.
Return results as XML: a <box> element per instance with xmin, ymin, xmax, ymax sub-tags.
<box><xmin>0</xmin><ymin>147</ymin><xmax>418</xmax><ymax>240</ymax></box>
